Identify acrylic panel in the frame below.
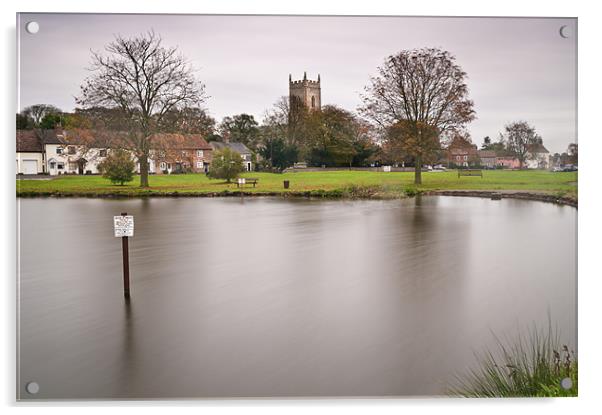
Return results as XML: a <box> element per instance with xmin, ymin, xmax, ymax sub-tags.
<box><xmin>16</xmin><ymin>13</ymin><xmax>578</xmax><ymax>400</ymax></box>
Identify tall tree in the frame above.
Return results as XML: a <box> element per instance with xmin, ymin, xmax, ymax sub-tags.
<box><xmin>501</xmin><ymin>121</ymin><xmax>541</xmax><ymax>169</ymax></box>
<box><xmin>258</xmin><ymin>137</ymin><xmax>298</xmax><ymax>171</ymax></box>
<box><xmin>77</xmin><ymin>31</ymin><xmax>206</xmax><ymax>187</ymax></box>
<box><xmin>16</xmin><ymin>113</ymin><xmax>31</xmax><ymax>129</ymax></box>
<box><xmin>159</xmin><ymin>107</ymin><xmax>216</xmax><ymax>136</ymax></box>
<box><xmin>262</xmin><ymin>96</ymin><xmax>308</xmax><ymax>147</ymax></box>
<box><xmin>360</xmin><ymin>47</ymin><xmax>475</xmax><ymax>184</ymax></box>
<box><xmin>218</xmin><ymin>114</ymin><xmax>260</xmax><ymax>149</ymax></box>
<box><xmin>386</xmin><ymin>120</ymin><xmax>441</xmax><ymax>167</ymax></box>
<box><xmin>303</xmin><ymin>105</ymin><xmax>366</xmax><ymax>167</ymax></box>
<box><xmin>22</xmin><ymin>104</ymin><xmax>61</xmax><ymax>127</ymax></box>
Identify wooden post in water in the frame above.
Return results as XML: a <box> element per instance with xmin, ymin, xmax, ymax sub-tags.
<box><xmin>121</xmin><ymin>212</ymin><xmax>130</xmax><ymax>298</ymax></box>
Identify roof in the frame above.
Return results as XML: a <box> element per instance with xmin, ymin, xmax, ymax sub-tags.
<box><xmin>478</xmin><ymin>150</ymin><xmax>497</xmax><ymax>158</ymax></box>
<box><xmin>210</xmin><ymin>141</ymin><xmax>252</xmax><ymax>154</ymax></box>
<box><xmin>527</xmin><ymin>143</ymin><xmax>550</xmax><ymax>154</ymax></box>
<box><xmin>449</xmin><ymin>147</ymin><xmax>477</xmax><ymax>156</ymax></box>
<box><xmin>16</xmin><ymin>130</ymin><xmax>44</xmax><ymax>152</ymax></box>
<box><xmin>149</xmin><ymin>133</ymin><xmax>212</xmax><ymax>150</ymax></box>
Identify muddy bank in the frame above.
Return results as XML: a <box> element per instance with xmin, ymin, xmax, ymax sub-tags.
<box><xmin>426</xmin><ymin>190</ymin><xmax>577</xmax><ymax>208</ymax></box>
<box><xmin>17</xmin><ymin>188</ymin><xmax>577</xmax><ymax>207</ymax></box>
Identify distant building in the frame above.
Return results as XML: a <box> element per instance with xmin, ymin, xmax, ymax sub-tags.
<box><xmin>210</xmin><ymin>141</ymin><xmax>254</xmax><ymax>171</ymax></box>
<box><xmin>150</xmin><ymin>133</ymin><xmax>213</xmax><ymax>174</ymax></box>
<box><xmin>16</xmin><ymin>130</ymin><xmax>45</xmax><ymax>174</ymax></box>
<box><xmin>289</xmin><ymin>72</ymin><xmax>321</xmax><ymax>113</ymax></box>
<box><xmin>525</xmin><ymin>142</ymin><xmax>550</xmax><ymax>169</ymax></box>
<box><xmin>447</xmin><ymin>143</ymin><xmax>479</xmax><ymax>167</ymax></box>
<box><xmin>495</xmin><ymin>154</ymin><xmax>520</xmax><ymax>169</ymax></box>
<box><xmin>478</xmin><ymin>150</ymin><xmax>497</xmax><ymax>168</ymax></box>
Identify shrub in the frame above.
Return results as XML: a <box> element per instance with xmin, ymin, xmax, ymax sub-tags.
<box><xmin>449</xmin><ymin>322</ymin><xmax>577</xmax><ymax>397</ymax></box>
<box><xmin>208</xmin><ymin>147</ymin><xmax>244</xmax><ymax>182</ymax></box>
<box><xmin>97</xmin><ymin>149</ymin><xmax>136</xmax><ymax>186</ymax></box>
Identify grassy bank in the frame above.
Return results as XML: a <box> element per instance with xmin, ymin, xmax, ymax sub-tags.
<box><xmin>16</xmin><ymin>170</ymin><xmax>577</xmax><ymax>201</ymax></box>
<box><xmin>450</xmin><ymin>324</ymin><xmax>577</xmax><ymax>397</ymax></box>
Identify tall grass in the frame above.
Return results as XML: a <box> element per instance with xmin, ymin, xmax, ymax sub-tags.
<box><xmin>449</xmin><ymin>323</ymin><xmax>577</xmax><ymax>397</ymax></box>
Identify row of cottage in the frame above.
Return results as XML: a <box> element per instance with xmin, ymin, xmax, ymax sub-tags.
<box><xmin>447</xmin><ymin>143</ymin><xmax>551</xmax><ymax>169</ymax></box>
<box><xmin>16</xmin><ymin>129</ymin><xmax>253</xmax><ymax>175</ymax></box>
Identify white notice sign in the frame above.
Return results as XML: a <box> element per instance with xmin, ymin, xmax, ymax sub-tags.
<box><xmin>114</xmin><ymin>215</ymin><xmax>134</xmax><ymax>237</ymax></box>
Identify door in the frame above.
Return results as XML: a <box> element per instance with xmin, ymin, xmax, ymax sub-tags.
<box><xmin>22</xmin><ymin>159</ymin><xmax>38</xmax><ymax>175</ymax></box>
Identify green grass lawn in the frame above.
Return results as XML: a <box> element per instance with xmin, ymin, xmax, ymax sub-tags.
<box><xmin>16</xmin><ymin>170</ymin><xmax>578</xmax><ymax>199</ymax></box>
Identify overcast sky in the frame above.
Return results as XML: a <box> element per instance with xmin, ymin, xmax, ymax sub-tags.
<box><xmin>18</xmin><ymin>13</ymin><xmax>576</xmax><ymax>153</ymax></box>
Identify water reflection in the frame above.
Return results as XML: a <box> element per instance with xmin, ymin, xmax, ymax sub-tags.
<box><xmin>17</xmin><ymin>196</ymin><xmax>577</xmax><ymax>399</ymax></box>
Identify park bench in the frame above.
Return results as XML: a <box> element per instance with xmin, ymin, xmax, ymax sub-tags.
<box><xmin>457</xmin><ymin>169</ymin><xmax>483</xmax><ymax>178</ymax></box>
<box><xmin>235</xmin><ymin>178</ymin><xmax>259</xmax><ymax>188</ymax></box>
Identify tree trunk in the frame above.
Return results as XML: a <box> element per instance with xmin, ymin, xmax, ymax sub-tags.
<box><xmin>139</xmin><ymin>153</ymin><xmax>149</xmax><ymax>188</ymax></box>
<box><xmin>414</xmin><ymin>156</ymin><xmax>422</xmax><ymax>185</ymax></box>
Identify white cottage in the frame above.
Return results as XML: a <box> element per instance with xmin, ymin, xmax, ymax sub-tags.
<box><xmin>43</xmin><ymin>130</ymin><xmax>110</xmax><ymax>175</ymax></box>
<box><xmin>526</xmin><ymin>142</ymin><xmax>551</xmax><ymax>169</ymax></box>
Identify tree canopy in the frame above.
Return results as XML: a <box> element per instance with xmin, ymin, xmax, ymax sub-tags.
<box><xmin>361</xmin><ymin>47</ymin><xmax>475</xmax><ymax>183</ymax></box>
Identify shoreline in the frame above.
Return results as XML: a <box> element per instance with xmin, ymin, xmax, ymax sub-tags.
<box><xmin>16</xmin><ymin>189</ymin><xmax>578</xmax><ymax>208</ymax></box>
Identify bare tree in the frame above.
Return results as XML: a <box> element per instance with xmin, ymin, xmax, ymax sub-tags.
<box><xmin>77</xmin><ymin>31</ymin><xmax>206</xmax><ymax>187</ymax></box>
<box><xmin>501</xmin><ymin>121</ymin><xmax>541</xmax><ymax>169</ymax></box>
<box><xmin>22</xmin><ymin>104</ymin><xmax>62</xmax><ymax>127</ymax></box>
<box><xmin>360</xmin><ymin>47</ymin><xmax>475</xmax><ymax>184</ymax></box>
<box><xmin>262</xmin><ymin>96</ymin><xmax>308</xmax><ymax>146</ymax></box>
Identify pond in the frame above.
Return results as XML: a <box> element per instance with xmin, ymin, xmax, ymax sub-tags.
<box><xmin>17</xmin><ymin>196</ymin><xmax>577</xmax><ymax>399</ymax></box>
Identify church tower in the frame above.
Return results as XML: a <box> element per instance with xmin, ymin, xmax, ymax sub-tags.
<box><xmin>289</xmin><ymin>72</ymin><xmax>321</xmax><ymax>112</ymax></box>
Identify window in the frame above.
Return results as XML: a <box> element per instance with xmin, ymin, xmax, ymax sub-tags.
<box><xmin>68</xmin><ymin>162</ymin><xmax>78</xmax><ymax>171</ymax></box>
<box><xmin>456</xmin><ymin>156</ymin><xmax>460</xmax><ymax>161</ymax></box>
<box><xmin>197</xmin><ymin>150</ymin><xmax>204</xmax><ymax>157</ymax></box>
<box><xmin>196</xmin><ymin>161</ymin><xmax>203</xmax><ymax>168</ymax></box>
<box><xmin>68</xmin><ymin>146</ymin><xmax>76</xmax><ymax>155</ymax></box>
<box><xmin>311</xmin><ymin>96</ymin><xmax>315</xmax><ymax>108</ymax></box>
<box><xmin>56</xmin><ymin>147</ymin><xmax>63</xmax><ymax>155</ymax></box>
<box><xmin>463</xmin><ymin>155</ymin><xmax>468</xmax><ymax>160</ymax></box>
<box><xmin>160</xmin><ymin>162</ymin><xmax>167</xmax><ymax>170</ymax></box>
<box><xmin>99</xmin><ymin>149</ymin><xmax>107</xmax><ymax>157</ymax></box>
<box><xmin>57</xmin><ymin>163</ymin><xmax>64</xmax><ymax>170</ymax></box>
<box><xmin>49</xmin><ymin>162</ymin><xmax>56</xmax><ymax>169</ymax></box>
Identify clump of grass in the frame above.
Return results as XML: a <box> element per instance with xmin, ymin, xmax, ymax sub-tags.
<box><xmin>403</xmin><ymin>185</ymin><xmax>422</xmax><ymax>197</ymax></box>
<box><xmin>342</xmin><ymin>184</ymin><xmax>381</xmax><ymax>198</ymax></box>
<box><xmin>449</xmin><ymin>323</ymin><xmax>577</xmax><ymax>397</ymax></box>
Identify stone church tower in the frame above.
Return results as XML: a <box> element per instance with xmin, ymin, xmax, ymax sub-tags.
<box><xmin>289</xmin><ymin>72</ymin><xmax>321</xmax><ymax>112</ymax></box>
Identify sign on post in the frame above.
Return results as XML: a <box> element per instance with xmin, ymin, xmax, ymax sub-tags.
<box><xmin>114</xmin><ymin>215</ymin><xmax>134</xmax><ymax>237</ymax></box>
<box><xmin>238</xmin><ymin>177</ymin><xmax>246</xmax><ymax>186</ymax></box>
<box><xmin>115</xmin><ymin>213</ymin><xmax>133</xmax><ymax>298</ymax></box>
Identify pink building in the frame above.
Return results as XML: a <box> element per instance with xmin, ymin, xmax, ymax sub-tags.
<box><xmin>496</xmin><ymin>156</ymin><xmax>521</xmax><ymax>169</ymax></box>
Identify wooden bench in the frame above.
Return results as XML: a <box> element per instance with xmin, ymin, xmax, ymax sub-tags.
<box><xmin>457</xmin><ymin>169</ymin><xmax>483</xmax><ymax>178</ymax></box>
<box><xmin>235</xmin><ymin>178</ymin><xmax>259</xmax><ymax>188</ymax></box>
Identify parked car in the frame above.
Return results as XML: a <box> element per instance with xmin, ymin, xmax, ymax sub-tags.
<box><xmin>562</xmin><ymin>165</ymin><xmax>577</xmax><ymax>172</ymax></box>
<box><xmin>552</xmin><ymin>166</ymin><xmax>564</xmax><ymax>172</ymax></box>
<box><xmin>433</xmin><ymin>164</ymin><xmax>447</xmax><ymax>171</ymax></box>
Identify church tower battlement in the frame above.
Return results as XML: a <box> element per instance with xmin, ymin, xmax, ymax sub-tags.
<box><xmin>289</xmin><ymin>72</ymin><xmax>321</xmax><ymax>112</ymax></box>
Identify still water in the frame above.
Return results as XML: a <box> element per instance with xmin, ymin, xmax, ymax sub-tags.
<box><xmin>18</xmin><ymin>196</ymin><xmax>577</xmax><ymax>399</ymax></box>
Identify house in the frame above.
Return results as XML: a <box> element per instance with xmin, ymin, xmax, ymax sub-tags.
<box><xmin>447</xmin><ymin>146</ymin><xmax>478</xmax><ymax>167</ymax></box>
<box><xmin>210</xmin><ymin>142</ymin><xmax>254</xmax><ymax>171</ymax></box>
<box><xmin>478</xmin><ymin>150</ymin><xmax>497</xmax><ymax>168</ymax></box>
<box><xmin>16</xmin><ymin>130</ymin><xmax>45</xmax><ymax>174</ymax></box>
<box><xmin>149</xmin><ymin>133</ymin><xmax>213</xmax><ymax>174</ymax></box>
<box><xmin>495</xmin><ymin>151</ymin><xmax>521</xmax><ymax>169</ymax></box>
<box><xmin>43</xmin><ymin>129</ymin><xmax>111</xmax><ymax>175</ymax></box>
<box><xmin>525</xmin><ymin>142</ymin><xmax>550</xmax><ymax>169</ymax></box>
